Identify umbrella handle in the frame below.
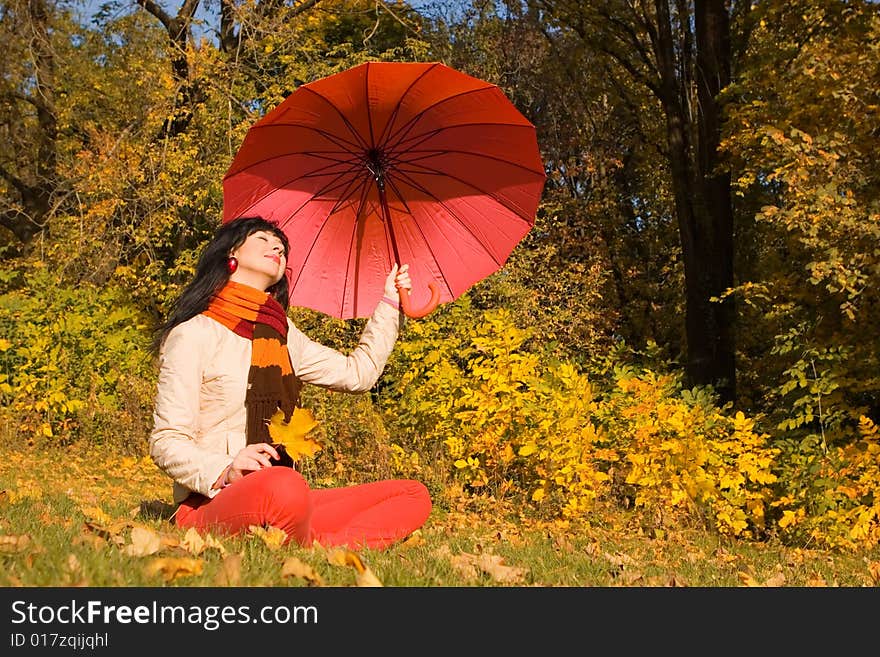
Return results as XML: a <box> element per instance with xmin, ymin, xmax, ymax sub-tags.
<box><xmin>398</xmin><ymin>281</ymin><xmax>441</xmax><ymax>319</ymax></box>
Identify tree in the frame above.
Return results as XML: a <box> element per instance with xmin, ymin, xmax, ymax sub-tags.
<box><xmin>416</xmin><ymin>0</ymin><xmax>682</xmax><ymax>364</ymax></box>
<box><xmin>0</xmin><ymin>0</ymin><xmax>59</xmax><ymax>245</ymax></box>
<box><xmin>721</xmin><ymin>0</ymin><xmax>880</xmax><ymax>434</ymax></box>
<box><xmin>534</xmin><ymin>0</ymin><xmax>740</xmax><ymax>402</ymax></box>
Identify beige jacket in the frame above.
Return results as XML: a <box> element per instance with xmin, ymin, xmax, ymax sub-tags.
<box><xmin>149</xmin><ymin>301</ymin><xmax>402</xmax><ymax>504</ymax></box>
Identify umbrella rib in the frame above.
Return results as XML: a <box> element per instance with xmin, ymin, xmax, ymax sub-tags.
<box><xmin>387</xmin><ymin>167</ymin><xmax>512</xmax><ymax>280</ymax></box>
<box><xmin>227</xmin><ymin>150</ymin><xmax>364</xmax><ymax>183</ymax></box>
<box><xmin>384</xmin><ymin>86</ymin><xmax>499</xmax><ymax>152</ymax></box>
<box><xmin>388</xmin><ymin>147</ymin><xmax>546</xmax><ymax>178</ymax></box>
<box><xmin>326</xmin><ymin>171</ymin><xmax>372</xmax><ymax>217</ymax></box>
<box><xmin>391</xmin><ymin>124</ymin><xmax>542</xmax><ymax>167</ymax></box>
<box><xmin>226</xmin><ymin>133</ymin><xmax>364</xmax><ymax>181</ymax></box>
<box><xmin>365</xmin><ymin>62</ymin><xmax>376</xmax><ymax>148</ymax></box>
<box><xmin>236</xmin><ymin>161</ymin><xmax>368</xmax><ymax>224</ymax></box>
<box><xmin>299</xmin><ymin>86</ymin><xmax>371</xmax><ymax>151</ymax></box>
<box><xmin>339</xmin><ymin>178</ymin><xmax>375</xmax><ymax>315</ymax></box>
<box><xmin>387</xmin><ymin>158</ymin><xmax>541</xmax><ymax>225</ymax></box>
<box><xmin>286</xmin><ymin>175</ymin><xmax>371</xmax><ymax>303</ymax></box>
<box><xmin>382</xmin><ymin>174</ymin><xmax>458</xmax><ymax>296</ymax></box>
<box><xmin>374</xmin><ymin>62</ymin><xmax>441</xmax><ymax>147</ymax></box>
<box><xmin>385</xmin><ymin>166</ymin><xmax>532</xmax><ymax>287</ymax></box>
<box><xmin>243</xmin><ymin>123</ymin><xmax>364</xmax><ymax>155</ymax></box>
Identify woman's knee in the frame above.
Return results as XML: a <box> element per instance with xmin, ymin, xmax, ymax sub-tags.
<box><xmin>402</xmin><ymin>480</ymin><xmax>432</xmax><ymax>513</ymax></box>
<box><xmin>258</xmin><ymin>467</ymin><xmax>310</xmax><ymax>503</ymax></box>
<box><xmin>251</xmin><ymin>468</ymin><xmax>312</xmax><ymax>538</ymax></box>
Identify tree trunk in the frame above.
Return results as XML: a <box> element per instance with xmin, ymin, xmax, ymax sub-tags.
<box><xmin>136</xmin><ymin>0</ymin><xmax>203</xmax><ymax>138</ymax></box>
<box><xmin>654</xmin><ymin>0</ymin><xmax>735</xmax><ymax>402</ymax></box>
<box><xmin>0</xmin><ymin>0</ymin><xmax>57</xmax><ymax>246</ymax></box>
<box><xmin>693</xmin><ymin>0</ymin><xmax>735</xmax><ymax>402</ymax></box>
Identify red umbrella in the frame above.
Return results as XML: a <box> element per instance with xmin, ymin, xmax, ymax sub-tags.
<box><xmin>222</xmin><ymin>61</ymin><xmax>545</xmax><ymax>319</ymax></box>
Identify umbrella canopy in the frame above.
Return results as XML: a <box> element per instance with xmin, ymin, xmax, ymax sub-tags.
<box><xmin>222</xmin><ymin>61</ymin><xmax>546</xmax><ymax>319</ymax></box>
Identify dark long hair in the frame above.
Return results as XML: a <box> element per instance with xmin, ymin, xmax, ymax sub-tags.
<box><xmin>150</xmin><ymin>216</ymin><xmax>291</xmax><ymax>354</ymax></box>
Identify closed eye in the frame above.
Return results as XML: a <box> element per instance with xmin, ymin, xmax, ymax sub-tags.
<box><xmin>255</xmin><ymin>234</ymin><xmax>285</xmax><ymax>254</ymax></box>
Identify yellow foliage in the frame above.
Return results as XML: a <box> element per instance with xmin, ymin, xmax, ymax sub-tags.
<box><xmin>595</xmin><ymin>370</ymin><xmax>780</xmax><ymax>538</ymax></box>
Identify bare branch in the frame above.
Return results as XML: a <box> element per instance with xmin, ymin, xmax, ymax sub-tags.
<box><xmin>0</xmin><ymin>163</ymin><xmax>26</xmax><ymax>195</ymax></box>
<box><xmin>135</xmin><ymin>0</ymin><xmax>174</xmax><ymax>33</ymax></box>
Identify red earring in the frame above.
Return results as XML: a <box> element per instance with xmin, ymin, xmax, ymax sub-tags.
<box><xmin>227</xmin><ymin>256</ymin><xmax>238</xmax><ymax>273</ymax></box>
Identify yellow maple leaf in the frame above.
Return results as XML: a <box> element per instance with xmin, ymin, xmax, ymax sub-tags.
<box><xmin>123</xmin><ymin>526</ymin><xmax>162</xmax><ymax>557</ymax></box>
<box><xmin>266</xmin><ymin>407</ymin><xmax>322</xmax><ymax>461</ymax></box>
<box><xmin>400</xmin><ymin>530</ymin><xmax>425</xmax><ymax>549</ymax></box>
<box><xmin>281</xmin><ymin>556</ymin><xmax>325</xmax><ymax>586</ymax></box>
<box><xmin>326</xmin><ymin>549</ymin><xmax>383</xmax><ymax>587</ymax></box>
<box><xmin>144</xmin><ymin>557</ymin><xmax>203</xmax><ymax>582</ymax></box>
<box><xmin>737</xmin><ymin>571</ymin><xmax>762</xmax><ymax>587</ymax></box>
<box><xmin>248</xmin><ymin>525</ymin><xmax>287</xmax><ymax>551</ymax></box>
<box><xmin>81</xmin><ymin>506</ymin><xmax>113</xmax><ymax>526</ymax></box>
<box><xmin>181</xmin><ymin>527</ymin><xmax>206</xmax><ymax>555</ymax></box>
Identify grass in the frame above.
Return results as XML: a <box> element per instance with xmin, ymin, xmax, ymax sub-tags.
<box><xmin>1</xmin><ymin>439</ymin><xmax>878</xmax><ymax>588</ymax></box>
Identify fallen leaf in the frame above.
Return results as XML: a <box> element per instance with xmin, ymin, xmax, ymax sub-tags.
<box><xmin>181</xmin><ymin>528</ymin><xmax>206</xmax><ymax>555</ymax></box>
<box><xmin>553</xmin><ymin>535</ymin><xmax>574</xmax><ymax>553</ymax></box>
<box><xmin>73</xmin><ymin>531</ymin><xmax>106</xmax><ymax>550</ymax></box>
<box><xmin>603</xmin><ymin>551</ymin><xmax>636</xmax><ymax>567</ymax></box>
<box><xmin>473</xmin><ymin>553</ymin><xmax>527</xmax><ymax>584</ymax></box>
<box><xmin>65</xmin><ymin>554</ymin><xmax>89</xmax><ymax>587</ymax></box>
<box><xmin>355</xmin><ymin>566</ymin><xmax>383</xmax><ymax>587</ymax></box>
<box><xmin>583</xmin><ymin>541</ymin><xmax>601</xmax><ymax>556</ymax></box>
<box><xmin>644</xmin><ymin>574</ymin><xmax>689</xmax><ymax>587</ymax></box>
<box><xmin>267</xmin><ymin>407</ymin><xmax>322</xmax><ymax>461</ymax></box>
<box><xmin>737</xmin><ymin>571</ymin><xmax>762</xmax><ymax>587</ymax></box>
<box><xmin>81</xmin><ymin>506</ymin><xmax>113</xmax><ymax>526</ymax></box>
<box><xmin>399</xmin><ymin>531</ymin><xmax>425</xmax><ymax>549</ymax></box>
<box><xmin>180</xmin><ymin>528</ymin><xmax>226</xmax><ymax>557</ymax></box>
<box><xmin>326</xmin><ymin>549</ymin><xmax>383</xmax><ymax>587</ymax></box>
<box><xmin>282</xmin><ymin>557</ymin><xmax>324</xmax><ymax>586</ymax></box>
<box><xmin>715</xmin><ymin>547</ymin><xmax>739</xmax><ymax>564</ymax></box>
<box><xmin>449</xmin><ymin>553</ymin><xmax>479</xmax><ymax>580</ymax></box>
<box><xmin>248</xmin><ymin>525</ymin><xmax>287</xmax><ymax>550</ymax></box>
<box><xmin>686</xmin><ymin>550</ymin><xmax>706</xmax><ymax>564</ymax></box>
<box><xmin>0</xmin><ymin>534</ymin><xmax>31</xmax><ymax>554</ymax></box>
<box><xmin>67</xmin><ymin>554</ymin><xmax>81</xmax><ymax>574</ymax></box>
<box><xmin>786</xmin><ymin>549</ymin><xmax>806</xmax><ymax>565</ymax></box>
<box><xmin>763</xmin><ymin>571</ymin><xmax>786</xmax><ymax>587</ymax></box>
<box><xmin>124</xmin><ymin>526</ymin><xmax>162</xmax><ymax>557</ymax></box>
<box><xmin>160</xmin><ymin>534</ymin><xmax>180</xmax><ymax>549</ymax></box>
<box><xmin>433</xmin><ymin>544</ymin><xmax>453</xmax><ymax>558</ymax></box>
<box><xmin>868</xmin><ymin>561</ymin><xmax>880</xmax><ymax>584</ymax></box>
<box><xmin>327</xmin><ymin>548</ymin><xmax>365</xmax><ymax>571</ymax></box>
<box><xmin>806</xmin><ymin>574</ymin><xmax>828</xmax><ymax>587</ymax></box>
<box><xmin>447</xmin><ymin>551</ymin><xmax>527</xmax><ymax>584</ymax></box>
<box><xmin>202</xmin><ymin>533</ymin><xmax>228</xmax><ymax>557</ymax></box>
<box><xmin>618</xmin><ymin>569</ymin><xmax>645</xmax><ymax>586</ymax></box>
<box><xmin>144</xmin><ymin>557</ymin><xmax>203</xmax><ymax>582</ymax></box>
<box><xmin>215</xmin><ymin>553</ymin><xmax>242</xmax><ymax>586</ymax></box>
<box><xmin>82</xmin><ymin>516</ymin><xmax>130</xmax><ymax>546</ymax></box>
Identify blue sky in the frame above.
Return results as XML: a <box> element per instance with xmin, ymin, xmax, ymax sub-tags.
<box><xmin>73</xmin><ymin>0</ymin><xmax>456</xmax><ymax>28</ymax></box>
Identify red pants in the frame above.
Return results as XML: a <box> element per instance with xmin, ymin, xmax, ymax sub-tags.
<box><xmin>174</xmin><ymin>467</ymin><xmax>432</xmax><ymax>550</ymax></box>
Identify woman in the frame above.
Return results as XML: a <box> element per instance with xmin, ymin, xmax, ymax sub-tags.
<box><xmin>149</xmin><ymin>216</ymin><xmax>431</xmax><ymax>550</ymax></box>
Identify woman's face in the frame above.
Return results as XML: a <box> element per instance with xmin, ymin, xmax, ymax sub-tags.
<box><xmin>230</xmin><ymin>230</ymin><xmax>288</xmax><ymax>289</ymax></box>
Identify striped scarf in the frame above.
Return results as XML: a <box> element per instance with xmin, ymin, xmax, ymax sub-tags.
<box><xmin>202</xmin><ymin>280</ymin><xmax>302</xmax><ymax>445</ymax></box>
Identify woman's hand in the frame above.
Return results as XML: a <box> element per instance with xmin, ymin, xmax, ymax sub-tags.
<box><xmin>225</xmin><ymin>443</ymin><xmax>280</xmax><ymax>485</ymax></box>
<box><xmin>383</xmin><ymin>263</ymin><xmax>411</xmax><ymax>302</ymax></box>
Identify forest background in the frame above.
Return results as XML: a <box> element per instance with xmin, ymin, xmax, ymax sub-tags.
<box><xmin>1</xmin><ymin>0</ymin><xmax>880</xmax><ymax>582</ymax></box>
